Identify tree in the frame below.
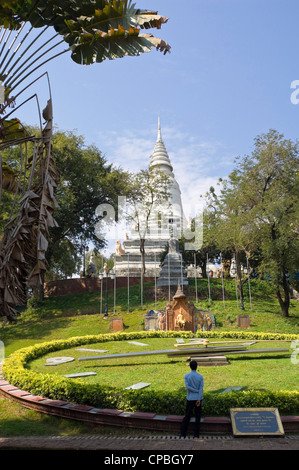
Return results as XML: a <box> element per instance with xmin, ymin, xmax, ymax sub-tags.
<box><xmin>125</xmin><ymin>168</ymin><xmax>170</xmax><ymax>304</ymax></box>
<box><xmin>0</xmin><ymin>0</ymin><xmax>171</xmax><ymax>106</ymax></box>
<box><xmin>1</xmin><ymin>127</ymin><xmax>133</xmax><ymax>279</ymax></box>
<box><xmin>175</xmin><ymin>212</ymin><xmax>221</xmax><ymax>279</ymax></box>
<box><xmin>203</xmin><ymin>177</ymin><xmax>260</xmax><ymax>309</ymax></box>
<box><xmin>234</xmin><ymin>130</ymin><xmax>299</xmax><ymax>316</ymax></box>
<box><xmin>0</xmin><ymin>0</ymin><xmax>170</xmax><ymax>322</ymax></box>
<box><xmin>127</xmin><ymin>168</ymin><xmax>171</xmax><ymax>275</ymax></box>
<box><xmin>46</xmin><ymin>128</ymin><xmax>132</xmax><ymax>279</ymax></box>
<box><xmin>204</xmin><ymin>130</ymin><xmax>299</xmax><ymax>317</ymax></box>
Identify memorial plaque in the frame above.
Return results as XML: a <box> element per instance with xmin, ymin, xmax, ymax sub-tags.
<box><xmin>230</xmin><ymin>408</ymin><xmax>284</xmax><ymax>437</ymax></box>
<box><xmin>110</xmin><ymin>317</ymin><xmax>123</xmax><ymax>332</ymax></box>
<box><xmin>237</xmin><ymin>314</ymin><xmax>250</xmax><ymax>329</ymax></box>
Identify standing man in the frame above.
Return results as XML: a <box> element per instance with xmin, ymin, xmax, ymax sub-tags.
<box><xmin>180</xmin><ymin>360</ymin><xmax>204</xmax><ymax>438</ymax></box>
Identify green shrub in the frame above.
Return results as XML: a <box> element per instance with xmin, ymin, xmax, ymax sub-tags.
<box><xmin>2</xmin><ymin>330</ymin><xmax>299</xmax><ymax>416</ymax></box>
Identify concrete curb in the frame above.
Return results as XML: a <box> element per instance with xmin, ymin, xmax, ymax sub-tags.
<box><xmin>1</xmin><ymin>370</ymin><xmax>298</xmax><ymax>434</ymax></box>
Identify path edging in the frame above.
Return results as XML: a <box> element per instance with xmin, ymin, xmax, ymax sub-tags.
<box><xmin>1</xmin><ymin>368</ymin><xmax>298</xmax><ymax>434</ymax></box>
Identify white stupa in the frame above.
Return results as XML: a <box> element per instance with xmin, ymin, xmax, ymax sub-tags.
<box><xmin>115</xmin><ymin>117</ymin><xmax>186</xmax><ymax>277</ymax></box>
<box><xmin>147</xmin><ymin>115</ymin><xmax>185</xmax><ymax>239</ymax></box>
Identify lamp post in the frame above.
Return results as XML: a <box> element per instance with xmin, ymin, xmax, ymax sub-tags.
<box><xmin>101</xmin><ymin>268</ymin><xmax>115</xmax><ymax>319</ymax></box>
<box><xmin>80</xmin><ymin>219</ymin><xmax>87</xmax><ymax>277</ymax></box>
<box><xmin>231</xmin><ymin>256</ymin><xmax>244</xmax><ymax>310</ymax></box>
<box><xmin>220</xmin><ymin>252</ymin><xmax>225</xmax><ymax>308</ymax></box>
<box><xmin>207</xmin><ymin>253</ymin><xmax>211</xmax><ymax>304</ymax></box>
<box><xmin>99</xmin><ymin>271</ymin><xmax>103</xmax><ymax>314</ymax></box>
<box><xmin>231</xmin><ymin>259</ymin><xmax>239</xmax><ymax>308</ymax></box>
<box><xmin>168</xmin><ymin>250</ymin><xmax>170</xmax><ymax>302</ymax></box>
<box><xmin>194</xmin><ymin>252</ymin><xmax>198</xmax><ymax>304</ymax></box>
<box><xmin>237</xmin><ymin>259</ymin><xmax>245</xmax><ymax>311</ymax></box>
<box><xmin>99</xmin><ymin>256</ymin><xmax>103</xmax><ymax>314</ymax></box>
<box><xmin>180</xmin><ymin>253</ymin><xmax>183</xmax><ymax>292</ymax></box>
<box><xmin>113</xmin><ymin>254</ymin><xmax>116</xmax><ymax>314</ymax></box>
<box><xmin>82</xmin><ymin>243</ymin><xmax>86</xmax><ymax>277</ymax></box>
<box><xmin>80</xmin><ymin>237</ymin><xmax>87</xmax><ymax>277</ymax></box>
<box><xmin>127</xmin><ymin>252</ymin><xmax>130</xmax><ymax>312</ymax></box>
<box><xmin>154</xmin><ymin>251</ymin><xmax>157</xmax><ymax>309</ymax></box>
<box><xmin>244</xmin><ymin>256</ymin><xmax>252</xmax><ymax>309</ymax></box>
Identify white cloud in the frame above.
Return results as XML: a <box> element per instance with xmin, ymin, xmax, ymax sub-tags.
<box><xmin>97</xmin><ymin>129</ymin><xmax>154</xmax><ymax>172</ymax></box>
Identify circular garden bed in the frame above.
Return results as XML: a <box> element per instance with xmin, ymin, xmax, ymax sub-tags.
<box><xmin>2</xmin><ymin>330</ymin><xmax>299</xmax><ymax>417</ymax></box>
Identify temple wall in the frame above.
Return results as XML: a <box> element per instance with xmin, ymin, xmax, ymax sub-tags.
<box><xmin>44</xmin><ymin>276</ymin><xmax>154</xmax><ymax>298</ymax></box>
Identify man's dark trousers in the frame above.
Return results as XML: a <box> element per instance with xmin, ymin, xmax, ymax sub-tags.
<box><xmin>180</xmin><ymin>400</ymin><xmax>202</xmax><ymax>437</ymax></box>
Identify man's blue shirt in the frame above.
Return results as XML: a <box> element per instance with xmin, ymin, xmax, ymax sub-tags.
<box><xmin>184</xmin><ymin>370</ymin><xmax>204</xmax><ymax>401</ymax></box>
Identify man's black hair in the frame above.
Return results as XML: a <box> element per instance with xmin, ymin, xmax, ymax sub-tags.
<box><xmin>189</xmin><ymin>360</ymin><xmax>198</xmax><ymax>370</ymax></box>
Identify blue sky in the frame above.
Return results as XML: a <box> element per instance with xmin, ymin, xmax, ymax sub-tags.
<box><xmin>12</xmin><ymin>0</ymin><xmax>299</xmax><ymax>251</ymax></box>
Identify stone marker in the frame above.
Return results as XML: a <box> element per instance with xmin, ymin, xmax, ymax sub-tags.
<box><xmin>110</xmin><ymin>317</ymin><xmax>123</xmax><ymax>332</ymax></box>
<box><xmin>76</xmin><ymin>348</ymin><xmax>108</xmax><ymax>353</ymax></box>
<box><xmin>128</xmin><ymin>341</ymin><xmax>148</xmax><ymax>346</ymax></box>
<box><xmin>45</xmin><ymin>357</ymin><xmax>75</xmax><ymax>365</ymax></box>
<box><xmin>63</xmin><ymin>372</ymin><xmax>97</xmax><ymax>378</ymax></box>
<box><xmin>125</xmin><ymin>382</ymin><xmax>151</xmax><ymax>390</ymax></box>
<box><xmin>237</xmin><ymin>314</ymin><xmax>250</xmax><ymax>329</ymax></box>
<box><xmin>144</xmin><ymin>311</ymin><xmax>160</xmax><ymax>331</ymax></box>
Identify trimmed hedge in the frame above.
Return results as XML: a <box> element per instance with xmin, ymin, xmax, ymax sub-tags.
<box><xmin>2</xmin><ymin>330</ymin><xmax>299</xmax><ymax>416</ymax></box>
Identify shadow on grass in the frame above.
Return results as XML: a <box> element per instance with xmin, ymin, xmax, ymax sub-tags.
<box><xmin>209</xmin><ymin>386</ymin><xmax>252</xmax><ymax>394</ymax></box>
<box><xmin>90</xmin><ymin>358</ymin><xmax>183</xmax><ymax>369</ymax></box>
<box><xmin>0</xmin><ymin>316</ymin><xmax>74</xmax><ymax>349</ymax></box>
<box><xmin>229</xmin><ymin>354</ymin><xmax>290</xmax><ymax>361</ymax></box>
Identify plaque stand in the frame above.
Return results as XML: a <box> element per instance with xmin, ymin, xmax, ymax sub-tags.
<box><xmin>230</xmin><ymin>408</ymin><xmax>285</xmax><ymax>437</ymax></box>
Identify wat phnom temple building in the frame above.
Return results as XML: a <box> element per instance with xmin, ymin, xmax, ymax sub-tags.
<box><xmin>114</xmin><ymin>117</ymin><xmax>188</xmax><ymax>286</ymax></box>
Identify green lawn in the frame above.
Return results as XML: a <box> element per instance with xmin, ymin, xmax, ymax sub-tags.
<box><xmin>0</xmin><ymin>278</ymin><xmax>298</xmax><ymax>437</ymax></box>
<box><xmin>28</xmin><ymin>337</ymin><xmax>295</xmax><ymax>392</ymax></box>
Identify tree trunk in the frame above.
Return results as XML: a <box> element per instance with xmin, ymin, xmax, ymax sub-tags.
<box><xmin>140</xmin><ymin>238</ymin><xmax>146</xmax><ymax>276</ymax></box>
<box><xmin>276</xmin><ymin>271</ymin><xmax>290</xmax><ymax>317</ymax></box>
<box><xmin>201</xmin><ymin>260</ymin><xmax>207</xmax><ymax>278</ymax></box>
<box><xmin>32</xmin><ymin>273</ymin><xmax>45</xmax><ymax>301</ymax></box>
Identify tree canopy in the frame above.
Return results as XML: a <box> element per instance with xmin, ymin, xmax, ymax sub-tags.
<box><xmin>0</xmin><ymin>0</ymin><xmax>171</xmax><ymax>105</ymax></box>
<box><xmin>203</xmin><ymin>129</ymin><xmax>299</xmax><ymax>316</ymax></box>
<box><xmin>0</xmin><ymin>126</ymin><xmax>132</xmax><ymax>279</ymax></box>
<box><xmin>0</xmin><ymin>0</ymin><xmax>170</xmax><ymax>322</ymax></box>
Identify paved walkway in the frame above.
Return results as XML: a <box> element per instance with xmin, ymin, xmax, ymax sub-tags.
<box><xmin>0</xmin><ymin>434</ymin><xmax>298</xmax><ymax>451</ymax></box>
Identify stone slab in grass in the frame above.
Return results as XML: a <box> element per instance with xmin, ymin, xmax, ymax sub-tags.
<box><xmin>45</xmin><ymin>357</ymin><xmax>75</xmax><ymax>366</ymax></box>
<box><xmin>63</xmin><ymin>372</ymin><xmax>97</xmax><ymax>378</ymax></box>
<box><xmin>76</xmin><ymin>348</ymin><xmax>109</xmax><ymax>353</ymax></box>
<box><xmin>127</xmin><ymin>341</ymin><xmax>149</xmax><ymax>346</ymax></box>
<box><xmin>221</xmin><ymin>386</ymin><xmax>243</xmax><ymax>393</ymax></box>
<box><xmin>125</xmin><ymin>382</ymin><xmax>151</xmax><ymax>390</ymax></box>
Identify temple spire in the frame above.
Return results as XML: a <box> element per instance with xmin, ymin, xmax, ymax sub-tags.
<box><xmin>150</xmin><ymin>114</ymin><xmax>173</xmax><ymax>174</ymax></box>
<box><xmin>157</xmin><ymin>113</ymin><xmax>162</xmax><ymax>141</ymax></box>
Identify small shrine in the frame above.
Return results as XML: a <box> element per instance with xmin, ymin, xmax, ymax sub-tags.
<box><xmin>144</xmin><ymin>282</ymin><xmax>216</xmax><ymax>333</ymax></box>
<box><xmin>166</xmin><ymin>282</ymin><xmax>194</xmax><ymax>331</ymax></box>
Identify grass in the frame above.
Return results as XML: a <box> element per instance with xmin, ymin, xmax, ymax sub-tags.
<box><xmin>0</xmin><ymin>278</ymin><xmax>298</xmax><ymax>437</ymax></box>
<box><xmin>28</xmin><ymin>337</ymin><xmax>295</xmax><ymax>392</ymax></box>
